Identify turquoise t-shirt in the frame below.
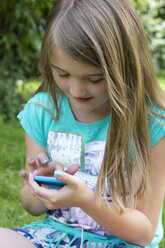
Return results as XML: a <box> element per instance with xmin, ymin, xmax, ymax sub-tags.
<box><xmin>17</xmin><ymin>92</ymin><xmax>165</xmax><ymax>247</ymax></box>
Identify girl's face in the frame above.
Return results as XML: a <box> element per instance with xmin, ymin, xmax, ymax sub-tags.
<box><xmin>50</xmin><ymin>46</ymin><xmax>110</xmax><ymax>123</ymax></box>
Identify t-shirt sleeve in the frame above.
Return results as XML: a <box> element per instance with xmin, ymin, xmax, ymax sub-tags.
<box><xmin>148</xmin><ymin>105</ymin><xmax>165</xmax><ymax>147</ymax></box>
<box><xmin>17</xmin><ymin>92</ymin><xmax>54</xmax><ymax>147</ymax></box>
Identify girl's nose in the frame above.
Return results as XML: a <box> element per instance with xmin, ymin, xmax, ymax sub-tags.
<box><xmin>69</xmin><ymin>78</ymin><xmax>87</xmax><ymax>97</ymax></box>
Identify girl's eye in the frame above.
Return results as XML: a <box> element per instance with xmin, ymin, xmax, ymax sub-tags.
<box><xmin>58</xmin><ymin>74</ymin><xmax>70</xmax><ymax>78</ymax></box>
<box><xmin>89</xmin><ymin>78</ymin><xmax>103</xmax><ymax>84</ymax></box>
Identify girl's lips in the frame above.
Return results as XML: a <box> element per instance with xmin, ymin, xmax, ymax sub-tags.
<box><xmin>74</xmin><ymin>97</ymin><xmax>93</xmax><ymax>102</ymax></box>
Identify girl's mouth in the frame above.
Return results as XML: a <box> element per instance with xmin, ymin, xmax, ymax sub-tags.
<box><xmin>74</xmin><ymin>97</ymin><xmax>93</xmax><ymax>102</ymax></box>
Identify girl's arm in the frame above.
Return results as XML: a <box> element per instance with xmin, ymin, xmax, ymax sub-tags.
<box><xmin>20</xmin><ymin>132</ymin><xmax>78</xmax><ymax>215</ymax></box>
<box><xmin>27</xmin><ymin>136</ymin><xmax>165</xmax><ymax>246</ymax></box>
<box><xmin>20</xmin><ymin>132</ymin><xmax>49</xmax><ymax>215</ymax></box>
<box><xmin>81</xmin><ymin>136</ymin><xmax>165</xmax><ymax>246</ymax></box>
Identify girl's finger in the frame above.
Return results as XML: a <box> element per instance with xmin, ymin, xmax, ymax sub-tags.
<box><xmin>28</xmin><ymin>158</ymin><xmax>36</xmax><ymax>165</ymax></box>
<box><xmin>49</xmin><ymin>161</ymin><xmax>65</xmax><ymax>172</ymax></box>
<box><xmin>28</xmin><ymin>174</ymin><xmax>52</xmax><ymax>207</ymax></box>
<box><xmin>19</xmin><ymin>170</ymin><xmax>29</xmax><ymax>180</ymax></box>
<box><xmin>37</xmin><ymin>153</ymin><xmax>49</xmax><ymax>166</ymax></box>
<box><xmin>28</xmin><ymin>172</ymin><xmax>40</xmax><ymax>188</ymax></box>
<box><xmin>32</xmin><ymin>166</ymin><xmax>54</xmax><ymax>176</ymax></box>
<box><xmin>34</xmin><ymin>194</ymin><xmax>53</xmax><ymax>209</ymax></box>
<box><xmin>54</xmin><ymin>170</ymin><xmax>79</xmax><ymax>186</ymax></box>
<box><xmin>32</xmin><ymin>161</ymin><xmax>64</xmax><ymax>177</ymax></box>
<box><xmin>28</xmin><ymin>158</ymin><xmax>39</xmax><ymax>171</ymax></box>
<box><xmin>28</xmin><ymin>173</ymin><xmax>57</xmax><ymax>200</ymax></box>
<box><xmin>65</xmin><ymin>164</ymin><xmax>79</xmax><ymax>175</ymax></box>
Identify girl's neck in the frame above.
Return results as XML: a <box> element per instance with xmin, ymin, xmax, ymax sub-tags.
<box><xmin>69</xmin><ymin>101</ymin><xmax>111</xmax><ymax>124</ymax></box>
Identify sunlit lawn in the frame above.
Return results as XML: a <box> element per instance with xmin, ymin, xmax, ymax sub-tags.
<box><xmin>159</xmin><ymin>77</ymin><xmax>165</xmax><ymax>92</ymax></box>
<box><xmin>0</xmin><ymin>77</ymin><xmax>164</xmax><ymax>246</ymax></box>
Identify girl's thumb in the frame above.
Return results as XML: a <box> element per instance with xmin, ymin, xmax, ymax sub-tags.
<box><xmin>54</xmin><ymin>170</ymin><xmax>76</xmax><ymax>185</ymax></box>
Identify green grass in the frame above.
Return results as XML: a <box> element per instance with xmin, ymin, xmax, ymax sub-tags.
<box><xmin>161</xmin><ymin>203</ymin><xmax>165</xmax><ymax>247</ymax></box>
<box><xmin>0</xmin><ymin>77</ymin><xmax>165</xmax><ymax>246</ymax></box>
<box><xmin>0</xmin><ymin>119</ymin><xmax>45</xmax><ymax>227</ymax></box>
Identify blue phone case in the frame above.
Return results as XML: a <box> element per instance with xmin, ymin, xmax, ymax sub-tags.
<box><xmin>34</xmin><ymin>176</ymin><xmax>66</xmax><ymax>189</ymax></box>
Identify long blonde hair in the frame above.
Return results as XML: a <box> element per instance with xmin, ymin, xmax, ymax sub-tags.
<box><xmin>37</xmin><ymin>0</ymin><xmax>165</xmax><ymax>211</ymax></box>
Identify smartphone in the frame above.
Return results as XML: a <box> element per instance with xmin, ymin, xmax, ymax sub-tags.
<box><xmin>34</xmin><ymin>176</ymin><xmax>66</xmax><ymax>189</ymax></box>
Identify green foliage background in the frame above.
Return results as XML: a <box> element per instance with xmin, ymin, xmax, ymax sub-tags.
<box><xmin>131</xmin><ymin>0</ymin><xmax>165</xmax><ymax>75</ymax></box>
<box><xmin>0</xmin><ymin>0</ymin><xmax>54</xmax><ymax>120</ymax></box>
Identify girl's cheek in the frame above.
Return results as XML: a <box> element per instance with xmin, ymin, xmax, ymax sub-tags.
<box><xmin>52</xmin><ymin>73</ymin><xmax>67</xmax><ymax>90</ymax></box>
<box><xmin>56</xmin><ymin>80</ymin><xmax>68</xmax><ymax>91</ymax></box>
<box><xmin>90</xmin><ymin>82</ymin><xmax>108</xmax><ymax>95</ymax></box>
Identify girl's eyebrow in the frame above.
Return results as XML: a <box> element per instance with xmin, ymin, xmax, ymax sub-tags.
<box><xmin>50</xmin><ymin>64</ymin><xmax>67</xmax><ymax>72</ymax></box>
<box><xmin>50</xmin><ymin>64</ymin><xmax>103</xmax><ymax>77</ymax></box>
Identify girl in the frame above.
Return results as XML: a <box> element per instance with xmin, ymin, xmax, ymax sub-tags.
<box><xmin>0</xmin><ymin>0</ymin><xmax>165</xmax><ymax>247</ymax></box>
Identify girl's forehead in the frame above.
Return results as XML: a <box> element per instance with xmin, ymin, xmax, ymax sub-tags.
<box><xmin>50</xmin><ymin>46</ymin><xmax>102</xmax><ymax>74</ymax></box>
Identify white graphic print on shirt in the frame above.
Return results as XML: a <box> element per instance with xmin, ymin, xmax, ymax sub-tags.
<box><xmin>47</xmin><ymin>131</ymin><xmax>110</xmax><ymax>236</ymax></box>
<box><xmin>48</xmin><ymin>131</ymin><xmax>83</xmax><ymax>167</ymax></box>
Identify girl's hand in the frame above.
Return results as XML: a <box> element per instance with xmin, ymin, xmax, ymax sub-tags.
<box><xmin>27</xmin><ymin>169</ymin><xmax>93</xmax><ymax>210</ymax></box>
<box><xmin>19</xmin><ymin>153</ymin><xmax>50</xmax><ymax>179</ymax></box>
<box><xmin>19</xmin><ymin>153</ymin><xmax>66</xmax><ymax>179</ymax></box>
<box><xmin>19</xmin><ymin>152</ymin><xmax>80</xmax><ymax>180</ymax></box>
